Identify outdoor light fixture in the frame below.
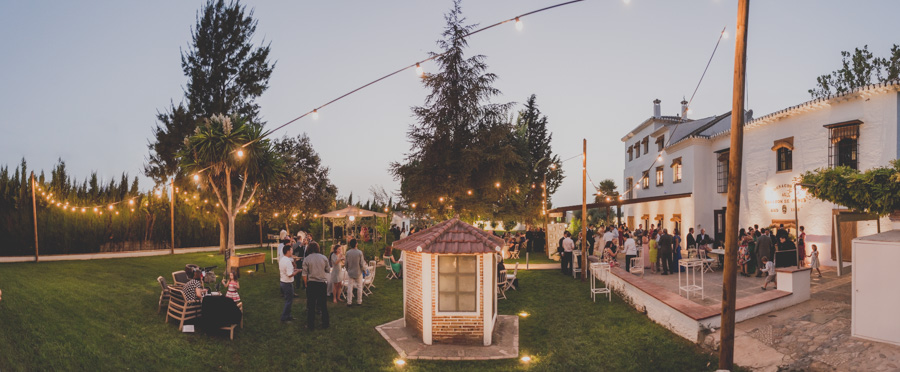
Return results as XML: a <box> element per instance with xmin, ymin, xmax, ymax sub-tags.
<box><xmin>384</xmin><ymin>207</ymin><xmax>389</xmax><ymax>212</ymax></box>
<box><xmin>416</xmin><ymin>246</ymin><xmax>422</xmax><ymax>253</ymax></box>
<box><xmin>236</xmin><ymin>149</ymin><xmax>244</xmax><ymax>158</ymax></box>
<box><xmin>129</xmin><ymin>199</ymin><xmax>135</xmax><ymax>206</ymax></box>
<box><xmin>349</xmin><ymin>215</ymin><xmax>356</xmax><ymax>222</ymax></box>
<box><xmin>93</xmin><ymin>207</ymin><xmax>98</xmax><ymax>212</ymax></box>
<box><xmin>515</xmin><ymin>17</ymin><xmax>523</xmax><ymax>31</ymax></box>
<box><xmin>108</xmin><ymin>205</ymin><xmax>113</xmax><ymax>210</ymax></box>
<box><xmin>549</xmin><ymin>164</ymin><xmax>556</xmax><ymax>170</ymax></box>
<box><xmin>394</xmin><ymin>359</ymin><xmax>406</xmax><ymax>367</ymax></box>
<box><xmin>657</xmin><ymin>155</ymin><xmax>663</xmax><ymax>162</ymax></box>
<box><xmin>722</xmin><ymin>30</ymin><xmax>729</xmax><ymax>39</ymax></box>
<box><xmin>439</xmin><ymin>197</ymin><xmax>444</xmax><ymax>203</ymax></box>
<box><xmin>606</xmin><ymin>197</ymin><xmax>611</xmax><ymax>202</ymax></box>
<box><xmin>521</xmin><ymin>356</ymin><xmax>532</xmax><ymax>363</ymax></box>
<box><xmin>311</xmin><ymin>109</ymin><xmax>319</xmax><ymax>120</ymax></box>
<box><xmin>274</xmin><ymin>213</ymin><xmax>279</xmax><ymax>217</ymax></box>
<box><xmin>81</xmin><ymin>208</ymin><xmax>85</xmax><ymax>213</ymax></box>
<box><xmin>415</xmin><ymin>63</ymin><xmax>424</xmax><ymax>77</ymax></box>
<box><xmin>518</xmin><ymin>311</ymin><xmax>529</xmax><ymax>317</ymax></box>
<box><xmin>495</xmin><ymin>182</ymin><xmax>501</xmax><ymax>188</ymax></box>
<box><xmin>467</xmin><ymin>190</ymin><xmax>473</xmax><ymax>195</ymax></box>
<box><xmin>193</xmin><ymin>174</ymin><xmax>200</xmax><ymax>182</ymax></box>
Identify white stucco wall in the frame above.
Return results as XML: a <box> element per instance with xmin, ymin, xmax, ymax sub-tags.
<box><xmin>622</xmin><ymin>89</ymin><xmax>900</xmax><ymax>267</ymax></box>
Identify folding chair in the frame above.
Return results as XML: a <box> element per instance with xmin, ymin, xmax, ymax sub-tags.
<box><xmin>497</xmin><ymin>270</ymin><xmax>508</xmax><ymax>300</ymax></box>
<box><xmin>572</xmin><ymin>250</ymin><xmax>583</xmax><ymax>279</ymax></box>
<box><xmin>157</xmin><ymin>276</ymin><xmax>171</xmax><ymax>314</ymax></box>
<box><xmin>503</xmin><ymin>262</ymin><xmax>519</xmax><ymax>291</ymax></box>
<box><xmin>383</xmin><ymin>256</ymin><xmax>400</xmax><ymax>280</ymax></box>
<box><xmin>363</xmin><ymin>264</ymin><xmax>376</xmax><ymax>296</ymax></box>
<box><xmin>629</xmin><ymin>255</ymin><xmax>644</xmax><ymax>278</ymax></box>
<box><xmin>699</xmin><ymin>249</ymin><xmax>715</xmax><ymax>273</ymax></box>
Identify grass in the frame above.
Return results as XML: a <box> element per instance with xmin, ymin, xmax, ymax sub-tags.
<box><xmin>0</xmin><ymin>247</ymin><xmax>724</xmax><ymax>371</ymax></box>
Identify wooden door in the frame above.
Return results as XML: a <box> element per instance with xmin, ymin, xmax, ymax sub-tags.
<box><xmin>713</xmin><ymin>208</ymin><xmax>727</xmax><ymax>247</ymax></box>
<box><xmin>831</xmin><ymin>210</ymin><xmax>857</xmax><ymax>262</ymax></box>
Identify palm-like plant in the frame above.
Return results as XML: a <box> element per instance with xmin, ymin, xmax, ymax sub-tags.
<box><xmin>179</xmin><ymin>114</ymin><xmax>284</xmax><ymax>270</ymax></box>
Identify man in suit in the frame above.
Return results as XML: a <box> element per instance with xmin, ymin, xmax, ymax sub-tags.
<box><xmin>344</xmin><ymin>239</ymin><xmax>368</xmax><ymax>307</ymax></box>
<box><xmin>776</xmin><ymin>224</ymin><xmax>789</xmax><ymax>250</ymax></box>
<box><xmin>657</xmin><ymin>229</ymin><xmax>674</xmax><ymax>275</ymax></box>
<box><xmin>686</xmin><ymin>227</ymin><xmax>696</xmax><ymax>249</ymax></box>
<box><xmin>755</xmin><ymin>229</ymin><xmax>773</xmax><ymax>277</ymax></box>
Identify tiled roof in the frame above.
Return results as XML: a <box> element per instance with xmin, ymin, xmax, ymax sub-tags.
<box><xmin>392</xmin><ymin>218</ymin><xmax>505</xmax><ymax>254</ymax></box>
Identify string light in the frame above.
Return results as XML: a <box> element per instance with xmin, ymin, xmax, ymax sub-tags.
<box><xmin>722</xmin><ymin>30</ymin><xmax>729</xmax><ymax>39</ymax></box>
<box><xmin>495</xmin><ymin>182</ymin><xmax>501</xmax><ymax>188</ymax></box>
<box><xmin>467</xmin><ymin>190</ymin><xmax>473</xmax><ymax>195</ymax></box>
<box><xmin>415</xmin><ymin>63</ymin><xmax>424</xmax><ymax>77</ymax></box>
<box><xmin>236</xmin><ymin>149</ymin><xmax>244</xmax><ymax>158</ymax></box>
<box><xmin>311</xmin><ymin>109</ymin><xmax>319</xmax><ymax>120</ymax></box>
<box><xmin>515</xmin><ymin>17</ymin><xmax>523</xmax><ymax>31</ymax></box>
<box><xmin>193</xmin><ymin>174</ymin><xmax>200</xmax><ymax>182</ymax></box>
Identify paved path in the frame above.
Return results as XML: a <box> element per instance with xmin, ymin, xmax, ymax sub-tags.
<box><xmin>724</xmin><ymin>267</ymin><xmax>900</xmax><ymax>371</ymax></box>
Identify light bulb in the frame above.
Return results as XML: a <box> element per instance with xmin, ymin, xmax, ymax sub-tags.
<box><xmin>606</xmin><ymin>197</ymin><xmax>611</xmax><ymax>202</ymax></box>
<box><xmin>439</xmin><ymin>197</ymin><xmax>444</xmax><ymax>203</ymax></box>
<box><xmin>722</xmin><ymin>30</ymin><xmax>729</xmax><ymax>39</ymax></box>
<box><xmin>311</xmin><ymin>109</ymin><xmax>319</xmax><ymax>120</ymax></box>
<box><xmin>93</xmin><ymin>207</ymin><xmax>98</xmax><ymax>212</ymax></box>
<box><xmin>415</xmin><ymin>63</ymin><xmax>424</xmax><ymax>77</ymax></box>
<box><xmin>108</xmin><ymin>205</ymin><xmax>113</xmax><ymax>210</ymax></box>
<box><xmin>657</xmin><ymin>155</ymin><xmax>663</xmax><ymax>162</ymax></box>
<box><xmin>236</xmin><ymin>149</ymin><xmax>244</xmax><ymax>158</ymax></box>
<box><xmin>515</xmin><ymin>17</ymin><xmax>523</xmax><ymax>31</ymax></box>
<box><xmin>193</xmin><ymin>174</ymin><xmax>200</xmax><ymax>182</ymax></box>
<box><xmin>495</xmin><ymin>182</ymin><xmax>501</xmax><ymax>188</ymax></box>
<box><xmin>349</xmin><ymin>215</ymin><xmax>356</xmax><ymax>222</ymax></box>
<box><xmin>467</xmin><ymin>190</ymin><xmax>473</xmax><ymax>195</ymax></box>
<box><xmin>411</xmin><ymin>203</ymin><xmax>416</xmax><ymax>209</ymax></box>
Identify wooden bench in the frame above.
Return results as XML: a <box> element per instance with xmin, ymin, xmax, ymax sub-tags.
<box><xmin>229</xmin><ymin>252</ymin><xmax>266</xmax><ymax>272</ymax></box>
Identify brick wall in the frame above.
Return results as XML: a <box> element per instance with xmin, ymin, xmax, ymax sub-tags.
<box><xmin>404</xmin><ymin>251</ymin><xmax>423</xmax><ymax>338</ymax></box>
<box><xmin>430</xmin><ymin>254</ymin><xmax>485</xmax><ymax>345</ymax></box>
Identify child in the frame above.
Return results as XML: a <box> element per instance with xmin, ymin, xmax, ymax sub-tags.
<box><xmin>760</xmin><ymin>256</ymin><xmax>776</xmax><ymax>290</ymax></box>
<box><xmin>809</xmin><ymin>244</ymin><xmax>821</xmax><ymax>278</ymax></box>
<box><xmin>222</xmin><ymin>269</ymin><xmax>241</xmax><ymax>303</ymax></box>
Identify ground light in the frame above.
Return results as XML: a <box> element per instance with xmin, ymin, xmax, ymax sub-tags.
<box><xmin>518</xmin><ymin>311</ymin><xmax>529</xmax><ymax>317</ymax></box>
<box><xmin>521</xmin><ymin>355</ymin><xmax>532</xmax><ymax>363</ymax></box>
<box><xmin>394</xmin><ymin>359</ymin><xmax>406</xmax><ymax>367</ymax></box>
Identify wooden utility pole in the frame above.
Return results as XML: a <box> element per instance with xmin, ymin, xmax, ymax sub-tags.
<box><xmin>720</xmin><ymin>0</ymin><xmax>750</xmax><ymax>369</ymax></box>
<box><xmin>170</xmin><ymin>178</ymin><xmax>175</xmax><ymax>254</ymax></box>
<box><xmin>581</xmin><ymin>139</ymin><xmax>588</xmax><ymax>281</ymax></box>
<box><xmin>31</xmin><ymin>172</ymin><xmax>39</xmax><ymax>262</ymax></box>
<box><xmin>543</xmin><ymin>172</ymin><xmax>548</xmax><ymax>253</ymax></box>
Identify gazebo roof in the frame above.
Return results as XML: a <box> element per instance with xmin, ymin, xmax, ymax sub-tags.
<box><xmin>318</xmin><ymin>205</ymin><xmax>388</xmax><ymax>218</ymax></box>
<box><xmin>392</xmin><ymin>218</ymin><xmax>506</xmax><ymax>254</ymax></box>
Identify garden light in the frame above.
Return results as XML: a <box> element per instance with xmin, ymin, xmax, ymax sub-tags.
<box><xmin>394</xmin><ymin>359</ymin><xmax>406</xmax><ymax>367</ymax></box>
<box><xmin>521</xmin><ymin>356</ymin><xmax>532</xmax><ymax>363</ymax></box>
<box><xmin>518</xmin><ymin>311</ymin><xmax>529</xmax><ymax>317</ymax></box>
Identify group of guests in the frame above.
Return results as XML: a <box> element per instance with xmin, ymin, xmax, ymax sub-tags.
<box><xmin>278</xmin><ymin>233</ymin><xmax>371</xmax><ymax>330</ymax></box>
<box><xmin>558</xmin><ymin>222</ymin><xmax>822</xmax><ymax>288</ymax></box>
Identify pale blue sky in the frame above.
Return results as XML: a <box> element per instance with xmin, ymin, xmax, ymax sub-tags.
<box><xmin>2</xmin><ymin>0</ymin><xmax>898</xmax><ymax>207</ymax></box>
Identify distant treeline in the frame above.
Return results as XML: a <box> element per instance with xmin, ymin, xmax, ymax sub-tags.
<box><xmin>0</xmin><ymin>159</ymin><xmax>262</xmax><ymax>256</ymax></box>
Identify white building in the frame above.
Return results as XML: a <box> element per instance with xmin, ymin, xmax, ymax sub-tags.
<box><xmin>621</xmin><ymin>81</ymin><xmax>900</xmax><ymax>268</ymax></box>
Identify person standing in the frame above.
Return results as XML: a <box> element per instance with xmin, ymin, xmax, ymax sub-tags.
<box><xmin>562</xmin><ymin>231</ymin><xmax>575</xmax><ymax>275</ymax></box>
<box><xmin>649</xmin><ymin>231</ymin><xmax>659</xmax><ymax>274</ymax></box>
<box><xmin>657</xmin><ymin>229</ymin><xmax>673</xmax><ymax>275</ymax></box>
<box><xmin>797</xmin><ymin>226</ymin><xmax>807</xmax><ymax>268</ymax></box>
<box><xmin>329</xmin><ymin>244</ymin><xmax>344</xmax><ymax>303</ymax></box>
<box><xmin>641</xmin><ymin>232</ymin><xmax>650</xmax><ymax>269</ymax></box>
<box><xmin>586</xmin><ymin>225</ymin><xmax>596</xmax><ymax>257</ymax></box>
<box><xmin>673</xmin><ymin>228</ymin><xmax>683</xmax><ymax>273</ymax></box>
<box><xmin>301</xmin><ymin>242</ymin><xmax>330</xmax><ymax>330</ymax></box>
<box><xmin>344</xmin><ymin>239</ymin><xmax>367</xmax><ymax>307</ymax></box>
<box><xmin>623</xmin><ymin>233</ymin><xmax>637</xmax><ymax>273</ymax></box>
<box><xmin>809</xmin><ymin>244</ymin><xmax>822</xmax><ymax>277</ymax></box>
<box><xmin>755</xmin><ymin>229</ymin><xmax>773</xmax><ymax>277</ymax></box>
<box><xmin>279</xmin><ymin>245</ymin><xmax>302</xmax><ymax>322</ymax></box>
<box><xmin>686</xmin><ymin>227</ymin><xmax>696</xmax><ymax>250</ymax></box>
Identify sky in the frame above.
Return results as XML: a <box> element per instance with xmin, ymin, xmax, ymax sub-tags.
<box><xmin>2</xmin><ymin>0</ymin><xmax>899</xmax><ymax>209</ymax></box>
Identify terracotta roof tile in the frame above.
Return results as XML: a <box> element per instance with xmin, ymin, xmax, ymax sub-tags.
<box><xmin>392</xmin><ymin>218</ymin><xmax>505</xmax><ymax>254</ymax></box>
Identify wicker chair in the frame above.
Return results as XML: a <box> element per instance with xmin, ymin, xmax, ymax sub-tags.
<box><xmin>157</xmin><ymin>276</ymin><xmax>171</xmax><ymax>314</ymax></box>
<box><xmin>165</xmin><ymin>286</ymin><xmax>202</xmax><ymax>331</ymax></box>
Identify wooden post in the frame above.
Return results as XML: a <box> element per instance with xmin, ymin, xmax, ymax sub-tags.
<box><xmin>581</xmin><ymin>139</ymin><xmax>588</xmax><ymax>281</ymax></box>
<box><xmin>259</xmin><ymin>213</ymin><xmax>263</xmax><ymax>248</ymax></box>
<box><xmin>31</xmin><ymin>172</ymin><xmax>39</xmax><ymax>262</ymax></box>
<box><xmin>543</xmin><ymin>172</ymin><xmax>548</xmax><ymax>253</ymax></box>
<box><xmin>170</xmin><ymin>178</ymin><xmax>175</xmax><ymax>254</ymax></box>
<box><xmin>720</xmin><ymin>0</ymin><xmax>749</xmax><ymax>369</ymax></box>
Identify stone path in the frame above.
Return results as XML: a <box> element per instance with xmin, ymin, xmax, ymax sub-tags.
<box><xmin>728</xmin><ymin>267</ymin><xmax>900</xmax><ymax>371</ymax></box>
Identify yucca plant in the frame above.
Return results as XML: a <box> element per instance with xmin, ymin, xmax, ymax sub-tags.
<box><xmin>179</xmin><ymin>114</ymin><xmax>284</xmax><ymax>270</ymax></box>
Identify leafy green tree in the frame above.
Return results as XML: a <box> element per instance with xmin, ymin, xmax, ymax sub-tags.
<box><xmin>809</xmin><ymin>44</ymin><xmax>900</xmax><ymax>98</ymax></box>
<box><xmin>257</xmin><ymin>134</ymin><xmax>337</xmax><ymax>233</ymax></box>
<box><xmin>800</xmin><ymin>159</ymin><xmax>900</xmax><ymax>216</ymax></box>
<box><xmin>593</xmin><ymin>179</ymin><xmax>619</xmax><ymax>225</ymax></box>
<box><xmin>391</xmin><ymin>0</ymin><xmax>520</xmax><ymax>221</ymax></box>
<box><xmin>179</xmin><ymin>115</ymin><xmax>284</xmax><ymax>270</ymax></box>
<box><xmin>517</xmin><ymin>95</ymin><xmax>564</xmax><ymax>223</ymax></box>
<box><xmin>146</xmin><ymin>0</ymin><xmax>275</xmax><ymax>252</ymax></box>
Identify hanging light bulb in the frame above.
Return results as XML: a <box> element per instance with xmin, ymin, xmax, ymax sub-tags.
<box><xmin>411</xmin><ymin>203</ymin><xmax>417</xmax><ymax>209</ymax></box>
<box><xmin>311</xmin><ymin>109</ymin><xmax>319</xmax><ymax>120</ymax></box>
<box><xmin>722</xmin><ymin>30</ymin><xmax>729</xmax><ymax>39</ymax></box>
<box><xmin>467</xmin><ymin>190</ymin><xmax>473</xmax><ymax>195</ymax></box>
<box><xmin>415</xmin><ymin>63</ymin><xmax>424</xmax><ymax>77</ymax></box>
<box><xmin>193</xmin><ymin>174</ymin><xmax>200</xmax><ymax>182</ymax></box>
<box><xmin>81</xmin><ymin>208</ymin><xmax>86</xmax><ymax>213</ymax></box>
<box><xmin>93</xmin><ymin>207</ymin><xmax>98</xmax><ymax>212</ymax></box>
<box><xmin>606</xmin><ymin>197</ymin><xmax>611</xmax><ymax>202</ymax></box>
<box><xmin>495</xmin><ymin>182</ymin><xmax>501</xmax><ymax>188</ymax></box>
<box><xmin>515</xmin><ymin>17</ymin><xmax>523</xmax><ymax>31</ymax></box>
<box><xmin>439</xmin><ymin>197</ymin><xmax>445</xmax><ymax>203</ymax></box>
<box><xmin>129</xmin><ymin>199</ymin><xmax>135</xmax><ymax>206</ymax></box>
<box><xmin>236</xmin><ymin>149</ymin><xmax>244</xmax><ymax>158</ymax></box>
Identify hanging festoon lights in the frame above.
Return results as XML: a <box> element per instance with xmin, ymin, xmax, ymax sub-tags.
<box><xmin>515</xmin><ymin>17</ymin><xmax>523</xmax><ymax>31</ymax></box>
<box><xmin>236</xmin><ymin>149</ymin><xmax>245</xmax><ymax>158</ymax></box>
<box><xmin>311</xmin><ymin>109</ymin><xmax>319</xmax><ymax>120</ymax></box>
<box><xmin>415</xmin><ymin>63</ymin><xmax>424</xmax><ymax>77</ymax></box>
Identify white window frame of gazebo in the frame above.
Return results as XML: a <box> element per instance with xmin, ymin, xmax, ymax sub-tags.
<box><xmin>435</xmin><ymin>254</ymin><xmax>480</xmax><ymax>315</ymax></box>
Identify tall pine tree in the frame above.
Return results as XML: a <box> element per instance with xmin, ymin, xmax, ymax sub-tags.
<box><xmin>517</xmin><ymin>94</ymin><xmax>563</xmax><ymax>222</ymax></box>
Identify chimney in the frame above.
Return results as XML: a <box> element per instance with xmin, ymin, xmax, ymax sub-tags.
<box><xmin>653</xmin><ymin>99</ymin><xmax>661</xmax><ymax>119</ymax></box>
<box><xmin>680</xmin><ymin>98</ymin><xmax>689</xmax><ymax>120</ymax></box>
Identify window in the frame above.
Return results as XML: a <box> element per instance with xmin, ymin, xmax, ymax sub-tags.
<box><xmin>641</xmin><ymin>171</ymin><xmax>649</xmax><ymax>189</ymax></box>
<box><xmin>438</xmin><ymin>255</ymin><xmax>477</xmax><ymax>312</ymax></box>
<box><xmin>627</xmin><ymin>146</ymin><xmax>633</xmax><ymax>161</ymax></box>
<box><xmin>772</xmin><ymin>137</ymin><xmax>794</xmax><ymax>172</ymax></box>
<box><xmin>625</xmin><ymin>178</ymin><xmax>633</xmax><ymax>199</ymax></box>
<box><xmin>671</xmin><ymin>157</ymin><xmax>682</xmax><ymax>183</ymax></box>
<box><xmin>827</xmin><ymin>121</ymin><xmax>861</xmax><ymax>170</ymax></box>
<box><xmin>634</xmin><ymin>142</ymin><xmax>641</xmax><ymax>158</ymax></box>
<box><xmin>656</xmin><ymin>166</ymin><xmax>664</xmax><ymax>186</ymax></box>
<box><xmin>716</xmin><ymin>151</ymin><xmax>729</xmax><ymax>193</ymax></box>
<box><xmin>777</xmin><ymin>147</ymin><xmax>792</xmax><ymax>172</ymax></box>
<box><xmin>642</xmin><ymin>137</ymin><xmax>649</xmax><ymax>154</ymax></box>
<box><xmin>656</xmin><ymin>135</ymin><xmax>665</xmax><ymax>152</ymax></box>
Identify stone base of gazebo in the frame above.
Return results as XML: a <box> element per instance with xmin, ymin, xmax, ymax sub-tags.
<box><xmin>376</xmin><ymin>315</ymin><xmax>519</xmax><ymax>360</ymax></box>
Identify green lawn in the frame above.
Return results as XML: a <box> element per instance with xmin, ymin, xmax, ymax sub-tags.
<box><xmin>0</xmin><ymin>248</ymin><xmax>724</xmax><ymax>371</ymax></box>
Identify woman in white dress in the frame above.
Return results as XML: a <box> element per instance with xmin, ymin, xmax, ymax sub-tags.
<box><xmin>809</xmin><ymin>244</ymin><xmax>821</xmax><ymax>278</ymax></box>
<box><xmin>329</xmin><ymin>244</ymin><xmax>345</xmax><ymax>303</ymax></box>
